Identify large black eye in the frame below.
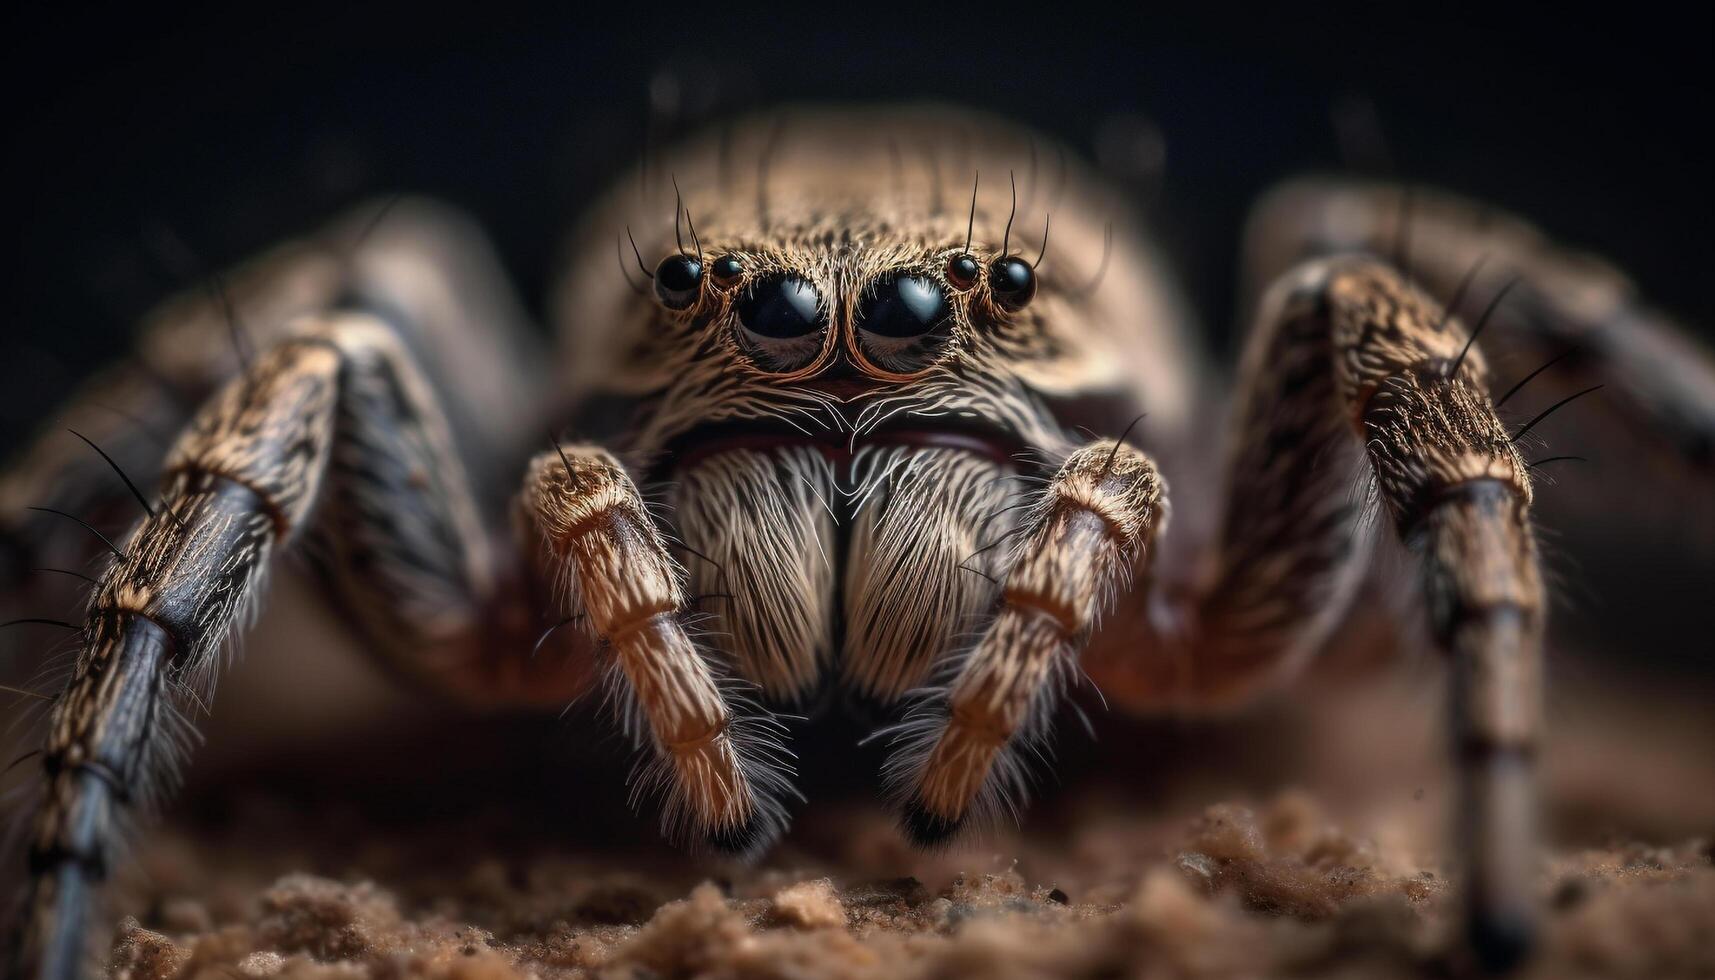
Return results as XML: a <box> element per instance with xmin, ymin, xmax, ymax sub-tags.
<box><xmin>988</xmin><ymin>256</ymin><xmax>1036</xmax><ymax>310</ymax></box>
<box><xmin>855</xmin><ymin>274</ymin><xmax>953</xmax><ymax>374</ymax></box>
<box><xmin>737</xmin><ymin>275</ymin><xmax>822</xmax><ymax>337</ymax></box>
<box><xmin>654</xmin><ymin>254</ymin><xmax>703</xmax><ymax>309</ymax></box>
<box><xmin>736</xmin><ymin>274</ymin><xmax>825</xmax><ymax>372</ymax></box>
<box><xmin>858</xmin><ymin>275</ymin><xmax>948</xmax><ymax>337</ymax></box>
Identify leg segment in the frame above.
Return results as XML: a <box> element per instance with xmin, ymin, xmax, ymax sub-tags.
<box><xmin>1</xmin><ymin>198</ymin><xmax>547</xmax><ymax>598</ymax></box>
<box><xmin>1247</xmin><ymin>178</ymin><xmax>1715</xmax><ymax>479</ymax></box>
<box><xmin>518</xmin><ymin>446</ymin><xmax>793</xmax><ymax>850</ymax></box>
<box><xmin>886</xmin><ymin>440</ymin><xmax>1164</xmax><ymax>841</ymax></box>
<box><xmin>1179</xmin><ymin>261</ymin><xmax>1376</xmax><ymax>705</ymax></box>
<box><xmin>10</xmin><ymin>314</ymin><xmax>566</xmax><ymax>980</ymax></box>
<box><xmin>1108</xmin><ymin>258</ymin><xmax>1544</xmax><ymax>969</ymax></box>
<box><xmin>21</xmin><ymin>334</ymin><xmax>343</xmax><ymax>980</ymax></box>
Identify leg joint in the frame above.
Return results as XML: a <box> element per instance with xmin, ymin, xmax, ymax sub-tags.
<box><xmin>605</xmin><ymin>605</ymin><xmax>680</xmax><ymax>644</ymax></box>
<box><xmin>1397</xmin><ymin>475</ymin><xmax>1525</xmax><ymax>538</ymax></box>
<box><xmin>662</xmin><ymin>718</ymin><xmax>729</xmax><ymax>754</ymax></box>
<box><xmin>999</xmin><ymin>587</ymin><xmax>1082</xmax><ymax>639</ymax></box>
<box><xmin>1455</xmin><ymin>736</ymin><xmax>1538</xmax><ymax>764</ymax></box>
<box><xmin>27</xmin><ymin>843</ymin><xmax>108</xmax><ymax>879</ymax></box>
<box><xmin>158</xmin><ymin>466</ymin><xmax>295</xmax><ymax>539</ymax></box>
<box><xmin>42</xmin><ymin>754</ymin><xmax>135</xmax><ymax>806</ymax></box>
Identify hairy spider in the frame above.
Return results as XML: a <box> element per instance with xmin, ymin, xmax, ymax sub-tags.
<box><xmin>3</xmin><ymin>106</ymin><xmax>1713</xmax><ymax>979</ymax></box>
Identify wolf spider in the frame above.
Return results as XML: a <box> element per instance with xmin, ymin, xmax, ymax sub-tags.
<box><xmin>3</xmin><ymin>106</ymin><xmax>1712</xmax><ymax>978</ymax></box>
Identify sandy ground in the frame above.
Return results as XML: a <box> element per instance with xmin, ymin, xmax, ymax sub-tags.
<box><xmin>6</xmin><ymin>578</ymin><xmax>1712</xmax><ymax>979</ymax></box>
<box><xmin>105</xmin><ymin>789</ymin><xmax>1714</xmax><ymax>980</ymax></box>
<box><xmin>83</xmin><ymin>618</ymin><xmax>1715</xmax><ymax>980</ymax></box>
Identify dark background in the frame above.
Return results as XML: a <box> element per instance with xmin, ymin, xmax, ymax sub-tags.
<box><xmin>2</xmin><ymin>6</ymin><xmax>1710</xmax><ymax>448</ymax></box>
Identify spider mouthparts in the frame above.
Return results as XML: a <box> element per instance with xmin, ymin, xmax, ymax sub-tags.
<box><xmin>664</xmin><ymin>417</ymin><xmax>1022</xmax><ymax>476</ymax></box>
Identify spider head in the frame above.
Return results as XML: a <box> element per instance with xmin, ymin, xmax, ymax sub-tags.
<box><xmin>642</xmin><ymin>238</ymin><xmax>1036</xmax><ymax>386</ymax></box>
<box><xmin>557</xmin><ymin>109</ymin><xmax>1194</xmax><ymax>466</ymax></box>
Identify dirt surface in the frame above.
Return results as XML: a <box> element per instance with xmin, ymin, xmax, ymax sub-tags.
<box><xmin>104</xmin><ymin>792</ymin><xmax>1715</xmax><ymax>980</ymax></box>
<box><xmin>5</xmin><ymin>579</ymin><xmax>1709</xmax><ymax>980</ymax></box>
<box><xmin>85</xmin><ymin>655</ymin><xmax>1715</xmax><ymax>980</ymax></box>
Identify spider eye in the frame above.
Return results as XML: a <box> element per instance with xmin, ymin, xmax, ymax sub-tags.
<box><xmin>946</xmin><ymin>253</ymin><xmax>981</xmax><ymax>290</ymax></box>
<box><xmin>735</xmin><ymin>274</ymin><xmax>826</xmax><ymax>372</ymax></box>
<box><xmin>988</xmin><ymin>256</ymin><xmax>1036</xmax><ymax>310</ymax></box>
<box><xmin>654</xmin><ymin>254</ymin><xmax>703</xmax><ymax>309</ymax></box>
<box><xmin>711</xmin><ymin>254</ymin><xmax>744</xmax><ymax>286</ymax></box>
<box><xmin>737</xmin><ymin>275</ymin><xmax>822</xmax><ymax>338</ymax></box>
<box><xmin>855</xmin><ymin>274</ymin><xmax>953</xmax><ymax>374</ymax></box>
<box><xmin>858</xmin><ymin>275</ymin><xmax>948</xmax><ymax>338</ymax></box>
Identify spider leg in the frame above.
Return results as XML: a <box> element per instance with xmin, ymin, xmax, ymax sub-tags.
<box><xmin>8</xmin><ymin>312</ymin><xmax>576</xmax><ymax>980</ymax></box>
<box><xmin>885</xmin><ymin>439</ymin><xmax>1164</xmax><ymax>842</ymax></box>
<box><xmin>518</xmin><ymin>445</ymin><xmax>794</xmax><ymax>853</ymax></box>
<box><xmin>1094</xmin><ymin>257</ymin><xmax>1544</xmax><ymax>970</ymax></box>
<box><xmin>1</xmin><ymin>198</ymin><xmax>547</xmax><ymax>600</ymax></box>
<box><xmin>1248</xmin><ymin>178</ymin><xmax>1715</xmax><ymax>481</ymax></box>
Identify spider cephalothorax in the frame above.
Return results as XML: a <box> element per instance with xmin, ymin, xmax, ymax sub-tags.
<box><xmin>6</xmin><ymin>105</ymin><xmax>1713</xmax><ymax>979</ymax></box>
<box><xmin>550</xmin><ymin>136</ymin><xmax>1170</xmax><ymax>845</ymax></box>
<box><xmin>544</xmin><ymin>128</ymin><xmax>1174</xmax><ymax>773</ymax></box>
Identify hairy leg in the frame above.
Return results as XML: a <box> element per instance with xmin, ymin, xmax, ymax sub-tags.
<box><xmin>8</xmin><ymin>314</ymin><xmax>579</xmax><ymax>980</ymax></box>
<box><xmin>1093</xmin><ymin>257</ymin><xmax>1544</xmax><ymax>969</ymax></box>
<box><xmin>518</xmin><ymin>445</ymin><xmax>794</xmax><ymax>852</ymax></box>
<box><xmin>884</xmin><ymin>439</ymin><xmax>1164</xmax><ymax>840</ymax></box>
<box><xmin>1247</xmin><ymin>178</ymin><xmax>1715</xmax><ymax>480</ymax></box>
<box><xmin>1</xmin><ymin>198</ymin><xmax>546</xmax><ymax>598</ymax></box>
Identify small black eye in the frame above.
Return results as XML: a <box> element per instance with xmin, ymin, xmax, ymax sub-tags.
<box><xmin>711</xmin><ymin>254</ymin><xmax>744</xmax><ymax>286</ymax></box>
<box><xmin>737</xmin><ymin>275</ymin><xmax>823</xmax><ymax>338</ymax></box>
<box><xmin>859</xmin><ymin>275</ymin><xmax>948</xmax><ymax>338</ymax></box>
<box><xmin>988</xmin><ymin>256</ymin><xmax>1036</xmax><ymax>310</ymax></box>
<box><xmin>946</xmin><ymin>254</ymin><xmax>980</xmax><ymax>290</ymax></box>
<box><xmin>654</xmin><ymin>254</ymin><xmax>703</xmax><ymax>309</ymax></box>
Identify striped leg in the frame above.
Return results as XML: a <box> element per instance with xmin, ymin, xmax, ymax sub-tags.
<box><xmin>9</xmin><ymin>314</ymin><xmax>574</xmax><ymax>980</ymax></box>
<box><xmin>1248</xmin><ymin>178</ymin><xmax>1715</xmax><ymax>483</ymax></box>
<box><xmin>1</xmin><ymin>197</ymin><xmax>547</xmax><ymax>601</ymax></box>
<box><xmin>886</xmin><ymin>440</ymin><xmax>1164</xmax><ymax>841</ymax></box>
<box><xmin>518</xmin><ymin>446</ymin><xmax>795</xmax><ymax>853</ymax></box>
<box><xmin>1101</xmin><ymin>257</ymin><xmax>1543</xmax><ymax>969</ymax></box>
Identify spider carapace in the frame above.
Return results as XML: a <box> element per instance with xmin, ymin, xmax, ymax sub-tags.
<box><xmin>6</xmin><ymin>106</ymin><xmax>1713</xmax><ymax>978</ymax></box>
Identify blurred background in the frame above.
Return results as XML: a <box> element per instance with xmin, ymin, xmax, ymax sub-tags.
<box><xmin>1</xmin><ymin>2</ymin><xmax>1712</xmax><ymax>914</ymax></box>
<box><xmin>4</xmin><ymin>6</ymin><xmax>1711</xmax><ymax>428</ymax></box>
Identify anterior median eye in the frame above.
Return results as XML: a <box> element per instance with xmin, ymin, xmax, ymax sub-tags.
<box><xmin>738</xmin><ymin>275</ymin><xmax>822</xmax><ymax>337</ymax></box>
<box><xmin>855</xmin><ymin>274</ymin><xmax>954</xmax><ymax>374</ymax></box>
<box><xmin>736</xmin><ymin>274</ymin><xmax>826</xmax><ymax>372</ymax></box>
<box><xmin>858</xmin><ymin>275</ymin><xmax>948</xmax><ymax>338</ymax></box>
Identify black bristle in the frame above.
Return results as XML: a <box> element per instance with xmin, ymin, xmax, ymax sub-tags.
<box><xmin>703</xmin><ymin>811</ymin><xmax>783</xmax><ymax>859</ymax></box>
<box><xmin>899</xmin><ymin>794</ymin><xmax>965</xmax><ymax>848</ymax></box>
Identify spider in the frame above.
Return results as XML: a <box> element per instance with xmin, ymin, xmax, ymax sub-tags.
<box><xmin>4</xmin><ymin>105</ymin><xmax>1712</xmax><ymax>979</ymax></box>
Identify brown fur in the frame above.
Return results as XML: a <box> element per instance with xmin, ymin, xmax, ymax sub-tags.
<box><xmin>5</xmin><ymin>108</ymin><xmax>1713</xmax><ymax>979</ymax></box>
